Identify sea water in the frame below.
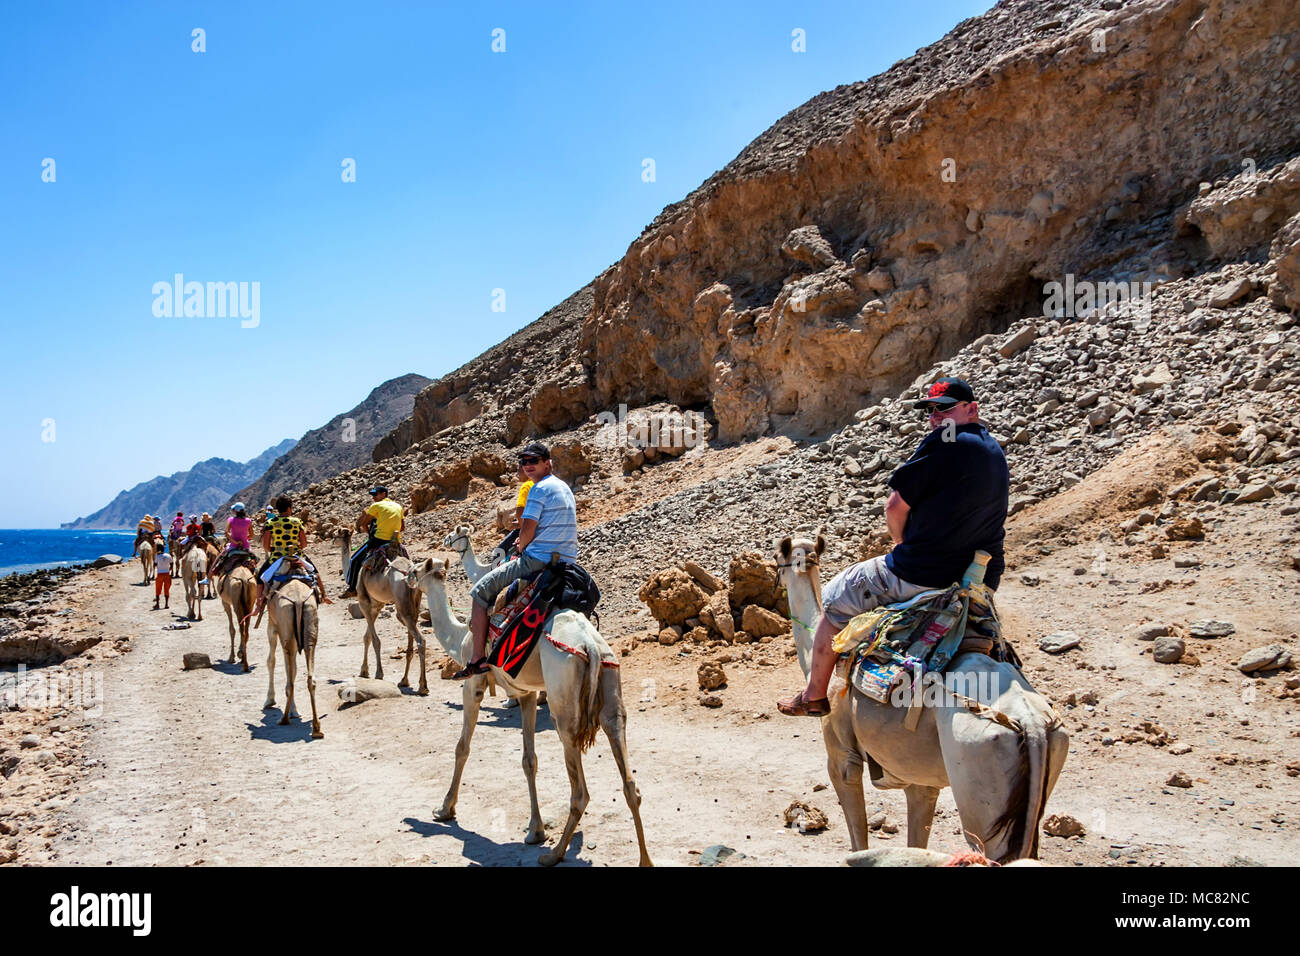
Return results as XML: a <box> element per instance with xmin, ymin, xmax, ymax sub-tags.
<box><xmin>0</xmin><ymin>528</ymin><xmax>138</xmax><ymax>578</ymax></box>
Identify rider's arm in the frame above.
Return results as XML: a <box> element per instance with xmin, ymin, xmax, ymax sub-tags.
<box><xmin>885</xmin><ymin>490</ymin><xmax>910</xmax><ymax>545</ymax></box>
<box><xmin>262</xmin><ymin>527</ymin><xmax>272</xmax><ymax>552</ymax></box>
<box><xmin>355</xmin><ymin>508</ymin><xmax>372</xmax><ymax>533</ymax></box>
<box><xmin>516</xmin><ymin>518</ymin><xmax>538</xmax><ymax>554</ymax></box>
<box><xmin>298</xmin><ymin>525</ymin><xmax>307</xmax><ymax>550</ymax></box>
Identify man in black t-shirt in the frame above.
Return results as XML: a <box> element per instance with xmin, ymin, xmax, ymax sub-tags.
<box><xmin>778</xmin><ymin>376</ymin><xmax>1009</xmax><ymax>717</ymax></box>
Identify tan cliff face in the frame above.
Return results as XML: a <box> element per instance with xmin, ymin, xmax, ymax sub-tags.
<box><xmin>579</xmin><ymin>0</ymin><xmax>1300</xmax><ymax>441</ymax></box>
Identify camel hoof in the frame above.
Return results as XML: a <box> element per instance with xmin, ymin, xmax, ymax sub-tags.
<box><xmin>263</xmin><ymin>701</ymin><xmax>276</xmax><ymax>710</ymax></box>
<box><xmin>525</xmin><ymin>830</ymin><xmax>546</xmax><ymax>845</ymax></box>
<box><xmin>398</xmin><ymin>678</ymin><xmax>410</xmax><ymax>688</ymax></box>
<box><xmin>417</xmin><ymin>686</ymin><xmax>429</xmax><ymax>697</ymax></box>
<box><xmin>311</xmin><ymin>730</ymin><xmax>324</xmax><ymax>740</ymax></box>
<box><xmin>278</xmin><ymin>715</ymin><xmax>290</xmax><ymax>726</ymax></box>
<box><xmin>242</xmin><ymin>665</ymin><xmax>250</xmax><ymax>674</ymax></box>
<box><xmin>538</xmin><ymin>851</ymin><xmax>561</xmax><ymax>867</ymax></box>
<box><xmin>359</xmin><ymin>670</ymin><xmax>369</xmax><ymax>679</ymax></box>
<box><xmin>433</xmin><ymin>808</ymin><xmax>455</xmax><ymax>823</ymax></box>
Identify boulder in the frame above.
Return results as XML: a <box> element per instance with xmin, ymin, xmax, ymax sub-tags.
<box><xmin>1235</xmin><ymin>483</ymin><xmax>1275</xmax><ymax>503</ymax></box>
<box><xmin>1165</xmin><ymin>516</ymin><xmax>1204</xmax><ymax>540</ymax></box>
<box><xmin>1133</xmin><ymin>623</ymin><xmax>1170</xmax><ymax>641</ymax></box>
<box><xmin>0</xmin><ymin>633</ymin><xmax>102</xmax><ymax>666</ymax></box>
<box><xmin>1042</xmin><ymin>814</ymin><xmax>1086</xmax><ymax>838</ymax></box>
<box><xmin>697</xmin><ymin>661</ymin><xmax>727</xmax><ymax>691</ymax></box>
<box><xmin>347</xmin><ymin>602</ymin><xmax>364</xmax><ymax>620</ymax></box>
<box><xmin>1153</xmin><ymin>637</ymin><xmax>1185</xmax><ymax>664</ymax></box>
<box><xmin>728</xmin><ymin>551</ymin><xmax>780</xmax><ymax>608</ymax></box>
<box><xmin>182</xmin><ymin>652</ymin><xmax>211</xmax><ymax>670</ymax></box>
<box><xmin>1039</xmin><ymin>632</ymin><xmax>1080</xmax><ymax>654</ymax></box>
<box><xmin>1238</xmin><ymin>645</ymin><xmax>1292</xmax><ymax>674</ymax></box>
<box><xmin>780</xmin><ymin>225</ymin><xmax>839</xmax><ymax>269</ymax></box>
<box><xmin>1166</xmin><ymin>771</ymin><xmax>1193</xmax><ymax>788</ymax></box>
<box><xmin>846</xmin><ymin>848</ymin><xmax>956</xmax><ymax>867</ymax></box>
<box><xmin>1188</xmin><ymin>619</ymin><xmax>1234</xmax><ymax>638</ymax></box>
<box><xmin>658</xmin><ymin>626</ymin><xmax>683</xmax><ymax>646</ymax></box>
<box><xmin>783</xmin><ymin>800</ymin><xmax>829</xmax><ymax>834</ymax></box>
<box><xmin>998</xmin><ymin>325</ymin><xmax>1037</xmax><ymax>357</ymax></box>
<box><xmin>741</xmin><ymin>604</ymin><xmax>790</xmax><ymax>638</ymax></box>
<box><xmin>338</xmin><ymin>678</ymin><xmax>403</xmax><ymax>703</ymax></box>
<box><xmin>682</xmin><ymin>561</ymin><xmax>724</xmax><ymax>593</ymax></box>
<box><xmin>91</xmin><ymin>554</ymin><xmax>122</xmax><ymax>568</ymax></box>
<box><xmin>638</xmin><ymin>568</ymin><xmax>707</xmax><ymax>627</ymax></box>
<box><xmin>1206</xmin><ymin>276</ymin><xmax>1253</xmax><ymax>308</ymax></box>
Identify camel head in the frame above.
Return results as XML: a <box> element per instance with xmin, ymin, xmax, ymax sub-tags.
<box><xmin>410</xmin><ymin>555</ymin><xmax>450</xmax><ymax>592</ymax></box>
<box><xmin>442</xmin><ymin>524</ymin><xmax>474</xmax><ymax>554</ymax></box>
<box><xmin>776</xmin><ymin>530</ymin><xmax>825</xmax><ymax>613</ymax></box>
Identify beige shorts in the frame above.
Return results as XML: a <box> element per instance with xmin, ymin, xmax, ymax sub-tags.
<box><xmin>819</xmin><ymin>555</ymin><xmax>931</xmax><ymax>630</ymax></box>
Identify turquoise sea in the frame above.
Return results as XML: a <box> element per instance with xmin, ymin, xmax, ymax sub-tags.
<box><xmin>0</xmin><ymin>529</ymin><xmax>139</xmax><ymax>578</ymax></box>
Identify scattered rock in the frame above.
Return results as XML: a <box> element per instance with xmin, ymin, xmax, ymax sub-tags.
<box><xmin>347</xmin><ymin>602</ymin><xmax>364</xmax><ymax>620</ymax></box>
<box><xmin>658</xmin><ymin>626</ymin><xmax>683</xmax><ymax>646</ymax></box>
<box><xmin>682</xmin><ymin>561</ymin><xmax>724</xmax><ymax>594</ymax></box>
<box><xmin>1166</xmin><ymin>771</ymin><xmax>1193</xmax><ymax>788</ymax></box>
<box><xmin>1133</xmin><ymin>623</ymin><xmax>1170</xmax><ymax>641</ymax></box>
<box><xmin>783</xmin><ymin>800</ymin><xmax>829</xmax><ymax>834</ymax></box>
<box><xmin>868</xmin><ymin>811</ymin><xmax>887</xmax><ymax>830</ymax></box>
<box><xmin>1020</xmin><ymin>573</ymin><xmax>1041</xmax><ymax>587</ymax></box>
<box><xmin>697</xmin><ymin>661</ymin><xmax>727</xmax><ymax>691</ymax></box>
<box><xmin>1153</xmin><ymin>637</ymin><xmax>1185</xmax><ymax>663</ymax></box>
<box><xmin>741</xmin><ymin>604</ymin><xmax>789</xmax><ymax>638</ymax></box>
<box><xmin>1238</xmin><ymin>645</ymin><xmax>1292</xmax><ymax>674</ymax></box>
<box><xmin>1043</xmin><ymin>814</ymin><xmax>1086</xmax><ymax>838</ymax></box>
<box><xmin>1206</xmin><ymin>276</ymin><xmax>1252</xmax><ymax>308</ymax></box>
<box><xmin>698</xmin><ymin>693</ymin><xmax>723</xmax><ymax>708</ymax></box>
<box><xmin>1165</xmin><ymin>516</ymin><xmax>1204</xmax><ymax>540</ymax></box>
<box><xmin>1039</xmin><ymin>632</ymin><xmax>1080</xmax><ymax>654</ymax></box>
<box><xmin>728</xmin><ymin>551</ymin><xmax>780</xmax><ymax>608</ymax></box>
<box><xmin>19</xmin><ymin>733</ymin><xmax>40</xmax><ymax>749</ymax></box>
<box><xmin>1188</xmin><ymin>620</ymin><xmax>1234</xmax><ymax>638</ymax></box>
<box><xmin>638</xmin><ymin>568</ymin><xmax>707</xmax><ymax>627</ymax></box>
<box><xmin>1235</xmin><ymin>483</ymin><xmax>1276</xmax><ymax>503</ymax></box>
<box><xmin>182</xmin><ymin>652</ymin><xmax>211</xmax><ymax>670</ymax></box>
<box><xmin>338</xmin><ymin>678</ymin><xmax>403</xmax><ymax>703</ymax></box>
<box><xmin>999</xmin><ymin>325</ymin><xmax>1037</xmax><ymax>357</ymax></box>
<box><xmin>91</xmin><ymin>554</ymin><xmax>122</xmax><ymax>568</ymax></box>
<box><xmin>699</xmin><ymin>844</ymin><xmax>744</xmax><ymax>866</ymax></box>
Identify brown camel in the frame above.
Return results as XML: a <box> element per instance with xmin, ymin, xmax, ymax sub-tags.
<box><xmin>182</xmin><ymin>546</ymin><xmax>207</xmax><ymax>621</ymax></box>
<box><xmin>339</xmin><ymin>530</ymin><xmax>428</xmax><ymax>694</ymax></box>
<box><xmin>218</xmin><ymin>564</ymin><xmax>257</xmax><ymax>672</ymax></box>
<box><xmin>262</xmin><ymin>575</ymin><xmax>323</xmax><ymax>739</ymax></box>
<box><xmin>138</xmin><ymin>537</ymin><xmax>155</xmax><ymax>584</ymax></box>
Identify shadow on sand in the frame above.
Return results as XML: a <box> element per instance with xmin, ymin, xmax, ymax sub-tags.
<box><xmin>401</xmin><ymin>816</ymin><xmax>589</xmax><ymax>867</ymax></box>
<box><xmin>246</xmin><ymin>709</ymin><xmax>326</xmax><ymax>744</ymax></box>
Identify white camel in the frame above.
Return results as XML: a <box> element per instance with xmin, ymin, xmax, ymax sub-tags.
<box><xmin>340</xmin><ymin>530</ymin><xmax>428</xmax><ymax>693</ymax></box>
<box><xmin>775</xmin><ymin>533</ymin><xmax>1069</xmax><ymax>863</ymax></box>
<box><xmin>262</xmin><ymin>574</ymin><xmax>323</xmax><ymax>739</ymax></box>
<box><xmin>442</xmin><ymin>524</ymin><xmax>502</xmax><ymax>584</ymax></box>
<box><xmin>412</xmin><ymin>557</ymin><xmax>651</xmax><ymax>867</ymax></box>
<box><xmin>182</xmin><ymin>546</ymin><xmax>207</xmax><ymax>621</ymax></box>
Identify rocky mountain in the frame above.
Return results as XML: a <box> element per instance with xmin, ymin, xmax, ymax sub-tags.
<box><xmin>62</xmin><ymin>439</ymin><xmax>296</xmax><ymax>530</ymax></box>
<box><xmin>220</xmin><ymin>373</ymin><xmax>433</xmax><ymax>515</ymax></box>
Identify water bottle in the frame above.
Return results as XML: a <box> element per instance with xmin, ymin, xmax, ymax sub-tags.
<box><xmin>962</xmin><ymin>550</ymin><xmax>991</xmax><ymax>588</ymax></box>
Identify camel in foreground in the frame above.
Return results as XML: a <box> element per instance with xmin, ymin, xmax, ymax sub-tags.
<box><xmin>262</xmin><ymin>575</ymin><xmax>323</xmax><ymax>738</ymax></box>
<box><xmin>340</xmin><ymin>530</ymin><xmax>428</xmax><ymax>693</ymax></box>
<box><xmin>218</xmin><ymin>564</ymin><xmax>257</xmax><ymax>671</ymax></box>
<box><xmin>442</xmin><ymin>524</ymin><xmax>501</xmax><ymax>584</ymax></box>
<box><xmin>775</xmin><ymin>533</ymin><xmax>1068</xmax><ymax>863</ymax></box>
<box><xmin>182</xmin><ymin>547</ymin><xmax>207</xmax><ymax>621</ymax></box>
<box><xmin>200</xmin><ymin>540</ymin><xmax>221</xmax><ymax>599</ymax></box>
<box><xmin>138</xmin><ymin>537</ymin><xmax>155</xmax><ymax>584</ymax></box>
<box><xmin>412</xmin><ymin>557</ymin><xmax>651</xmax><ymax>867</ymax></box>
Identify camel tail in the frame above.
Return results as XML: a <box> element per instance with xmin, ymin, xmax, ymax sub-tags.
<box><xmin>986</xmin><ymin>703</ymin><xmax>1052</xmax><ymax>863</ymax></box>
<box><xmin>240</xmin><ymin>575</ymin><xmax>258</xmax><ymax>628</ymax></box>
<box><xmin>574</xmin><ymin>616</ymin><xmax>604</xmax><ymax>754</ymax></box>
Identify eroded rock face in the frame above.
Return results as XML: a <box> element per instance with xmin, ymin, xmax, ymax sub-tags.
<box><xmin>638</xmin><ymin>568</ymin><xmax>708</xmax><ymax>627</ymax></box>
<box><xmin>1271</xmin><ymin>212</ymin><xmax>1300</xmax><ymax>314</ymax></box>
<box><xmin>580</xmin><ymin>0</ymin><xmax>1300</xmax><ymax>441</ymax></box>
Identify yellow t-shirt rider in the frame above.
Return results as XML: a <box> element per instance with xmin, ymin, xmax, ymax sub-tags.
<box><xmin>340</xmin><ymin>485</ymin><xmax>404</xmax><ymax>598</ymax></box>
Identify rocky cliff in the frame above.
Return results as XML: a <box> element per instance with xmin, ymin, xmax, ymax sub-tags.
<box><xmin>221</xmin><ymin>372</ymin><xmax>432</xmax><ymax>514</ymax></box>
<box><xmin>63</xmin><ymin>439</ymin><xmax>296</xmax><ymax>529</ymax></box>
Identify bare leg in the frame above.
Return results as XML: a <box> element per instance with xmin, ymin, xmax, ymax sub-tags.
<box><xmin>469</xmin><ymin>600</ymin><xmax>489</xmax><ymax>661</ymax></box>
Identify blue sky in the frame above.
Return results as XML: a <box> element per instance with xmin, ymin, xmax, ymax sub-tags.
<box><xmin>0</xmin><ymin>0</ymin><xmax>991</xmax><ymax>528</ymax></box>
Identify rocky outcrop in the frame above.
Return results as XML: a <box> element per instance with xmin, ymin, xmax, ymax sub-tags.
<box><xmin>580</xmin><ymin>0</ymin><xmax>1300</xmax><ymax>441</ymax></box>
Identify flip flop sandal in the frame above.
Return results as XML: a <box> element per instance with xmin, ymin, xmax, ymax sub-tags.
<box><xmin>451</xmin><ymin>657</ymin><xmax>491</xmax><ymax>681</ymax></box>
<box><xmin>777</xmin><ymin>690</ymin><xmax>831</xmax><ymax>717</ymax></box>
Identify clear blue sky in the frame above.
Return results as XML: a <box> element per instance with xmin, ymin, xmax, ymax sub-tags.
<box><xmin>1</xmin><ymin>0</ymin><xmax>991</xmax><ymax>528</ymax></box>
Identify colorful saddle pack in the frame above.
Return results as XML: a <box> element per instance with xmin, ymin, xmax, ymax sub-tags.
<box><xmin>832</xmin><ymin>552</ymin><xmax>1021</xmax><ymax>728</ymax></box>
<box><xmin>488</xmin><ymin>561</ymin><xmax>602</xmax><ymax>677</ymax></box>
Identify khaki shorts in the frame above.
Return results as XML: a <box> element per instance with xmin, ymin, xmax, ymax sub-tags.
<box><xmin>470</xmin><ymin>553</ymin><xmax>549</xmax><ymax>610</ymax></box>
<box><xmin>819</xmin><ymin>555</ymin><xmax>932</xmax><ymax>630</ymax></box>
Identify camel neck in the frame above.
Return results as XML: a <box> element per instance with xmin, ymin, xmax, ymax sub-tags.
<box><xmin>424</xmin><ymin>583</ymin><xmax>472</xmax><ymax>663</ymax></box>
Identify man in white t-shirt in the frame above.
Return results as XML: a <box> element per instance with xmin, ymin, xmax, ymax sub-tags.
<box><xmin>451</xmin><ymin>442</ymin><xmax>578</xmax><ymax>680</ymax></box>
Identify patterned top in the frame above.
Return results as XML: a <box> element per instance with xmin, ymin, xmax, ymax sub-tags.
<box><xmin>267</xmin><ymin>515</ymin><xmax>303</xmax><ymax>558</ymax></box>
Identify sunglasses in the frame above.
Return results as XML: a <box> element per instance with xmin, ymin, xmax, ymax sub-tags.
<box><xmin>519</xmin><ymin>456</ymin><xmax>542</xmax><ymax>465</ymax></box>
<box><xmin>921</xmin><ymin>401</ymin><xmax>965</xmax><ymax>414</ymax></box>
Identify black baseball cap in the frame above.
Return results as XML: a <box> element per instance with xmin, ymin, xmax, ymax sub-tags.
<box><xmin>519</xmin><ymin>442</ymin><xmax>550</xmax><ymax>460</ymax></box>
<box><xmin>913</xmin><ymin>376</ymin><xmax>976</xmax><ymax>409</ymax></box>
<box><xmin>368</xmin><ymin>485</ymin><xmax>387</xmax><ymax>495</ymax></box>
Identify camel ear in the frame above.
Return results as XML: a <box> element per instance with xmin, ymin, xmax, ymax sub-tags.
<box><xmin>778</xmin><ymin>536</ymin><xmax>792</xmax><ymax>561</ymax></box>
<box><xmin>815</xmin><ymin>534</ymin><xmax>825</xmax><ymax>557</ymax></box>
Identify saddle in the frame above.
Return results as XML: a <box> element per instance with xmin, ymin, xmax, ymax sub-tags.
<box><xmin>487</xmin><ymin>560</ymin><xmax>602</xmax><ymax>678</ymax></box>
<box><xmin>833</xmin><ymin>553</ymin><xmax>1019</xmax><ymax>729</ymax></box>
<box><xmin>361</xmin><ymin>539</ymin><xmax>408</xmax><ymax>575</ymax></box>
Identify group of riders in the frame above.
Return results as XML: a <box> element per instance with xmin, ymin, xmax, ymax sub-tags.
<box><xmin>124</xmin><ymin>375</ymin><xmax>1010</xmax><ymax>717</ymax></box>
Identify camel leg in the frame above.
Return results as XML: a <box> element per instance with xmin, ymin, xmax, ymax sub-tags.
<box><xmin>399</xmin><ymin>622</ymin><xmax>415</xmax><ymax>688</ymax></box>
<box><xmin>435</xmin><ymin>676</ymin><xmax>486</xmax><ymax>822</ymax></box>
<box><xmin>904</xmin><ymin>784</ymin><xmax>940</xmax><ymax>849</ymax></box>
<box><xmin>263</xmin><ymin>625</ymin><xmax>278</xmax><ymax>709</ymax></box>
<box><xmin>280</xmin><ymin>640</ymin><xmax>298</xmax><ymax>724</ymax></box>
<box><xmin>408</xmin><ymin>616</ymin><xmax>429</xmax><ymax>696</ymax></box>
<box><xmin>599</xmin><ymin>673</ymin><xmax>652</xmax><ymax>867</ymax></box>
<box><xmin>306</xmin><ymin>640</ymin><xmax>322</xmax><ymax>740</ymax></box>
<box><xmin>826</xmin><ymin>742</ymin><xmax>870</xmax><ymax>853</ymax></box>
<box><xmin>519</xmin><ymin>692</ymin><xmax>545</xmax><ymax>844</ymax></box>
<box><xmin>225</xmin><ymin>597</ymin><xmax>237</xmax><ymax>663</ymax></box>
<box><xmin>240</xmin><ymin>613</ymin><xmax>250</xmax><ymax>674</ymax></box>
<box><xmin>538</xmin><ymin>731</ymin><xmax>589</xmax><ymax>867</ymax></box>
